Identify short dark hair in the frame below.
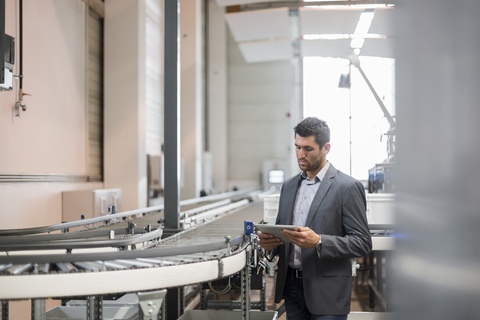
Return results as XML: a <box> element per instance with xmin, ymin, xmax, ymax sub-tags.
<box><xmin>294</xmin><ymin>117</ymin><xmax>330</xmax><ymax>148</ymax></box>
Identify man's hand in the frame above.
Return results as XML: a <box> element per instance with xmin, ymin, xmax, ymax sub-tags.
<box><xmin>258</xmin><ymin>232</ymin><xmax>284</xmax><ymax>251</ymax></box>
<box><xmin>281</xmin><ymin>226</ymin><xmax>320</xmax><ymax>249</ymax></box>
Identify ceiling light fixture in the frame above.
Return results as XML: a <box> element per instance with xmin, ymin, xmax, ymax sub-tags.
<box><xmin>350</xmin><ymin>9</ymin><xmax>374</xmax><ymax>52</ymax></box>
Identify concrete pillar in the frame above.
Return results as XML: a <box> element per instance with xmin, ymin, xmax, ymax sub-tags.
<box><xmin>104</xmin><ymin>0</ymin><xmax>147</xmax><ymax>210</ymax></box>
<box><xmin>288</xmin><ymin>8</ymin><xmax>303</xmax><ymax>179</ymax></box>
<box><xmin>207</xmin><ymin>0</ymin><xmax>228</xmax><ymax>193</ymax></box>
<box><xmin>180</xmin><ymin>0</ymin><xmax>203</xmax><ymax>199</ymax></box>
<box><xmin>164</xmin><ymin>0</ymin><xmax>181</xmax><ymax>230</ymax></box>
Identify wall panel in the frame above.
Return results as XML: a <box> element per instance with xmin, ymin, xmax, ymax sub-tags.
<box><xmin>226</xmin><ymin>31</ymin><xmax>291</xmax><ymax>189</ymax></box>
<box><xmin>0</xmin><ymin>0</ymin><xmax>87</xmax><ymax>174</ymax></box>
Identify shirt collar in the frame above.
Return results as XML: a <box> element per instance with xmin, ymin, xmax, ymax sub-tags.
<box><xmin>301</xmin><ymin>161</ymin><xmax>330</xmax><ymax>182</ymax></box>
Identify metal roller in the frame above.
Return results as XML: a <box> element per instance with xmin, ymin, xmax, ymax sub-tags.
<box><xmin>114</xmin><ymin>259</ymin><xmax>155</xmax><ymax>268</ymax></box>
<box><xmin>5</xmin><ymin>263</ymin><xmax>32</xmax><ymax>275</ymax></box>
<box><xmin>0</xmin><ymin>264</ymin><xmax>13</xmax><ymax>273</ymax></box>
<box><xmin>34</xmin><ymin>263</ymin><xmax>50</xmax><ymax>274</ymax></box>
<box><xmin>73</xmin><ymin>261</ymin><xmax>105</xmax><ymax>272</ymax></box>
<box><xmin>102</xmin><ymin>260</ymin><xmax>131</xmax><ymax>270</ymax></box>
<box><xmin>134</xmin><ymin>258</ymin><xmax>174</xmax><ymax>267</ymax></box>
<box><xmin>146</xmin><ymin>256</ymin><xmax>201</xmax><ymax>264</ymax></box>
<box><xmin>55</xmin><ymin>262</ymin><xmax>78</xmax><ymax>273</ymax></box>
<box><xmin>136</xmin><ymin>257</ymin><xmax>202</xmax><ymax>265</ymax></box>
<box><xmin>134</xmin><ymin>257</ymin><xmax>165</xmax><ymax>265</ymax></box>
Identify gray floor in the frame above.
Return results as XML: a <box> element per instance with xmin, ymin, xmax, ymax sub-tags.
<box><xmin>264</xmin><ymin>274</ymin><xmax>383</xmax><ymax>320</ymax></box>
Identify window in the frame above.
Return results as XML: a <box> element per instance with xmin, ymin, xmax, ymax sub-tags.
<box><xmin>303</xmin><ymin>56</ymin><xmax>395</xmax><ymax>180</ymax></box>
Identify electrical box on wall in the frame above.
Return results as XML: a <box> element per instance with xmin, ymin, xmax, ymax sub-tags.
<box><xmin>147</xmin><ymin>154</ymin><xmax>163</xmax><ymax>192</ymax></box>
<box><xmin>262</xmin><ymin>159</ymin><xmax>286</xmax><ymax>191</ymax></box>
<box><xmin>0</xmin><ymin>34</ymin><xmax>14</xmax><ymax>91</ymax></box>
<box><xmin>62</xmin><ymin>188</ymin><xmax>122</xmax><ymax>222</ymax></box>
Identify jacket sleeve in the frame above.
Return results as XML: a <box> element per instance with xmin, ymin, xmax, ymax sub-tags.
<box><xmin>320</xmin><ymin>181</ymin><xmax>372</xmax><ymax>259</ymax></box>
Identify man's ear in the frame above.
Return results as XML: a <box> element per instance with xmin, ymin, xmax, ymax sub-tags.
<box><xmin>323</xmin><ymin>143</ymin><xmax>331</xmax><ymax>155</ymax></box>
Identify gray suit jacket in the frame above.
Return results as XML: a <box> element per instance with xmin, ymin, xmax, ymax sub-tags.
<box><xmin>274</xmin><ymin>164</ymin><xmax>372</xmax><ymax>315</ymax></box>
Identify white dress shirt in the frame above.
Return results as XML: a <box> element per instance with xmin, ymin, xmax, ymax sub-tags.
<box><xmin>289</xmin><ymin>161</ymin><xmax>330</xmax><ymax>269</ymax></box>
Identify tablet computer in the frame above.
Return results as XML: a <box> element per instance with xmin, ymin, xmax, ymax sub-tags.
<box><xmin>254</xmin><ymin>224</ymin><xmax>297</xmax><ymax>242</ymax></box>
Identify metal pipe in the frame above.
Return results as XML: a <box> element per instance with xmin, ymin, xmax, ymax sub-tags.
<box><xmin>0</xmin><ymin>0</ymin><xmax>5</xmax><ymax>86</ymax></box>
<box><xmin>190</xmin><ymin>199</ymin><xmax>249</xmax><ymax>222</ymax></box>
<box><xmin>348</xmin><ymin>53</ymin><xmax>395</xmax><ymax>129</ymax></box>
<box><xmin>178</xmin><ymin>189</ymin><xmax>256</xmax><ymax>207</ymax></box>
<box><xmin>180</xmin><ymin>199</ymin><xmax>231</xmax><ymax>219</ymax></box>
<box><xmin>18</xmin><ymin>0</ymin><xmax>22</xmax><ymax>89</ymax></box>
<box><xmin>356</xmin><ymin>65</ymin><xmax>395</xmax><ymax>128</ymax></box>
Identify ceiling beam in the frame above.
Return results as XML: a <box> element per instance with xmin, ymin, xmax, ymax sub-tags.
<box><xmin>237</xmin><ymin>0</ymin><xmax>393</xmax><ymax>11</ymax></box>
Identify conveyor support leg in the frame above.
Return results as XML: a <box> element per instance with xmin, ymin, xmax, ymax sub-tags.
<box><xmin>31</xmin><ymin>299</ymin><xmax>46</xmax><ymax>320</ymax></box>
<box><xmin>138</xmin><ymin>289</ymin><xmax>167</xmax><ymax>320</ymax></box>
<box><xmin>86</xmin><ymin>295</ymin><xmax>103</xmax><ymax>320</ymax></box>
<box><xmin>1</xmin><ymin>301</ymin><xmax>8</xmax><ymax>320</ymax></box>
<box><xmin>260</xmin><ymin>272</ymin><xmax>267</xmax><ymax>311</ymax></box>
<box><xmin>200</xmin><ymin>288</ymin><xmax>206</xmax><ymax>310</ymax></box>
<box><xmin>241</xmin><ymin>266</ymin><xmax>251</xmax><ymax>320</ymax></box>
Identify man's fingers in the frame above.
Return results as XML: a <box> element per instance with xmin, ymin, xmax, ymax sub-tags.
<box><xmin>258</xmin><ymin>236</ymin><xmax>283</xmax><ymax>251</ymax></box>
<box><xmin>257</xmin><ymin>232</ymin><xmax>274</xmax><ymax>239</ymax></box>
<box><xmin>281</xmin><ymin>227</ymin><xmax>318</xmax><ymax>248</ymax></box>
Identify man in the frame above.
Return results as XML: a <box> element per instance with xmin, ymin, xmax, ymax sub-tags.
<box><xmin>259</xmin><ymin>117</ymin><xmax>372</xmax><ymax>320</ymax></box>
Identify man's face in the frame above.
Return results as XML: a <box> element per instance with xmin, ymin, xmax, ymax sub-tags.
<box><xmin>295</xmin><ymin>134</ymin><xmax>330</xmax><ymax>175</ymax></box>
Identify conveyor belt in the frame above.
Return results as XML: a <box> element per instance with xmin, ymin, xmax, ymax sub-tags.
<box><xmin>0</xmin><ymin>229</ymin><xmax>163</xmax><ymax>251</ymax></box>
<box><xmin>0</xmin><ymin>189</ymin><xmax>258</xmax><ymax>237</ymax></box>
<box><xmin>0</xmin><ymin>198</ymin><xmax>265</xmax><ymax>300</ymax></box>
<box><xmin>0</xmin><ymin>226</ymin><xmax>156</xmax><ymax>244</ymax></box>
<box><xmin>0</xmin><ymin>187</ymin><xmax>394</xmax><ymax>302</ymax></box>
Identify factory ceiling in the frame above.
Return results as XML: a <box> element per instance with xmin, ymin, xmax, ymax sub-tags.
<box><xmin>216</xmin><ymin>0</ymin><xmax>394</xmax><ymax>63</ymax></box>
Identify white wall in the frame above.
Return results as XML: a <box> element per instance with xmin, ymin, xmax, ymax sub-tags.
<box><xmin>0</xmin><ymin>0</ymin><xmax>204</xmax><ymax>227</ymax></box>
<box><xmin>1</xmin><ymin>181</ymin><xmax>103</xmax><ymax>229</ymax></box>
<box><xmin>226</xmin><ymin>31</ymin><xmax>292</xmax><ymax>190</ymax></box>
<box><xmin>0</xmin><ymin>0</ymin><xmax>87</xmax><ymax>174</ymax></box>
<box><xmin>0</xmin><ymin>0</ymin><xmax>102</xmax><ymax>231</ymax></box>
<box><xmin>0</xmin><ymin>1</ymin><xmax>101</xmax><ymax>318</ymax></box>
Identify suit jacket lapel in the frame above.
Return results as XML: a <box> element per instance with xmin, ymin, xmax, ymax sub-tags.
<box><xmin>280</xmin><ymin>173</ymin><xmax>302</xmax><ymax>225</ymax></box>
<box><xmin>305</xmin><ymin>164</ymin><xmax>337</xmax><ymax>227</ymax></box>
